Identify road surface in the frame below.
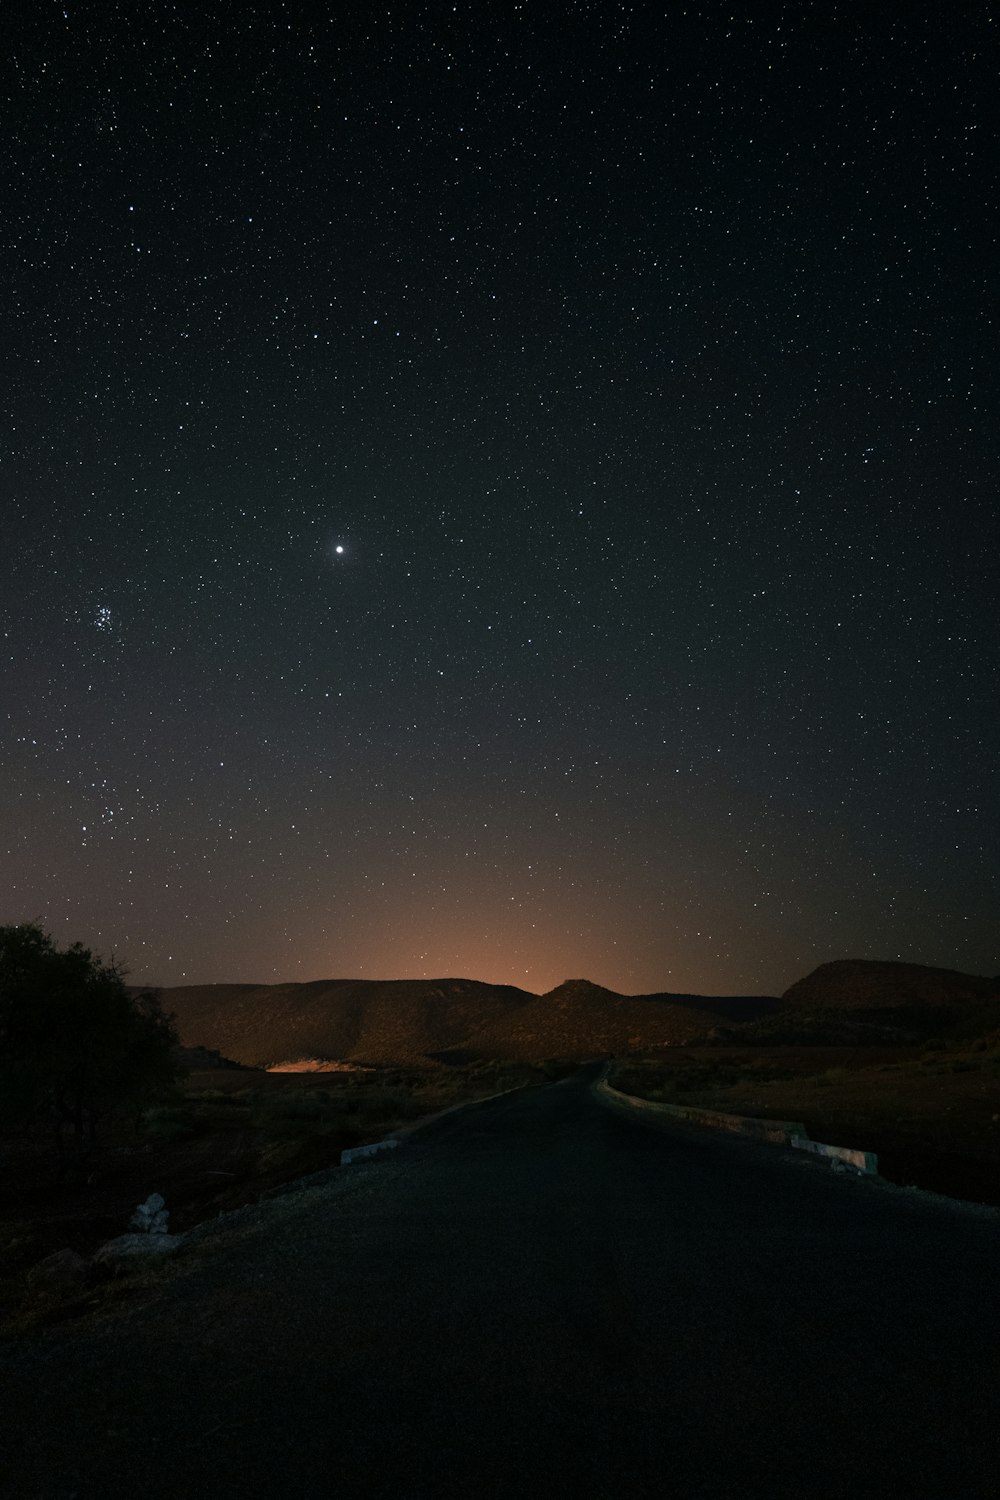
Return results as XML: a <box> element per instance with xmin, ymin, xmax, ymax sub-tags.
<box><xmin>3</xmin><ymin>1065</ymin><xmax>999</xmax><ymax>1498</ymax></box>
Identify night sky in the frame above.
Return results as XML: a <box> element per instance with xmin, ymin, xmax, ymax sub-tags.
<box><xmin>4</xmin><ymin>4</ymin><xmax>997</xmax><ymax>997</ymax></box>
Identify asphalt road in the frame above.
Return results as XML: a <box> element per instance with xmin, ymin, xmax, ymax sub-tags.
<box><xmin>3</xmin><ymin>1065</ymin><xmax>1000</xmax><ymax>1499</ymax></box>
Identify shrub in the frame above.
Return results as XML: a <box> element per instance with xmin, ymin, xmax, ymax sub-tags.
<box><xmin>0</xmin><ymin>923</ymin><xmax>184</xmax><ymax>1148</ymax></box>
<box><xmin>355</xmin><ymin>1087</ymin><xmax>420</xmax><ymax>1123</ymax></box>
<box><xmin>143</xmin><ymin>1105</ymin><xmax>199</xmax><ymax>1141</ymax></box>
<box><xmin>257</xmin><ymin>1090</ymin><xmax>339</xmax><ymax>1125</ymax></box>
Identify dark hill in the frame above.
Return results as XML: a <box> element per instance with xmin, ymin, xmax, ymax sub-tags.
<box><xmin>463</xmin><ymin>979</ymin><xmax>778</xmax><ymax>1060</ymax></box>
<box><xmin>159</xmin><ymin>978</ymin><xmax>537</xmax><ymax>1068</ymax></box>
<box><xmin>176</xmin><ymin>1045</ymin><xmax>254</xmax><ymax>1072</ymax></box>
<box><xmin>697</xmin><ymin>960</ymin><xmax>1000</xmax><ymax>1047</ymax></box>
<box><xmin>158</xmin><ymin>975</ymin><xmax>778</xmax><ymax>1068</ymax></box>
<box><xmin>782</xmin><ymin>961</ymin><xmax>999</xmax><ymax>1013</ymax></box>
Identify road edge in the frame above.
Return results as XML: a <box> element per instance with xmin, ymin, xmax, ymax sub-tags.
<box><xmin>594</xmin><ymin>1070</ymin><xmax>878</xmax><ymax>1175</ymax></box>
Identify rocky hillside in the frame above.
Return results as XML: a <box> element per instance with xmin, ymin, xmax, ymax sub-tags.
<box><xmin>159</xmin><ymin>978</ymin><xmax>534</xmax><ymax>1069</ymax></box>
<box><xmin>695</xmin><ymin>960</ymin><xmax>1000</xmax><ymax>1047</ymax></box>
<box><xmin>158</xmin><ymin>962</ymin><xmax>1000</xmax><ymax>1066</ymax></box>
<box><xmin>175</xmin><ymin>1044</ymin><xmax>254</xmax><ymax>1072</ymax></box>
<box><xmin>461</xmin><ymin>979</ymin><xmax>777</xmax><ymax>1061</ymax></box>
<box><xmin>782</xmin><ymin>961</ymin><xmax>999</xmax><ymax>1013</ymax></box>
<box><xmin>158</xmin><ymin>976</ymin><xmax>776</xmax><ymax>1068</ymax></box>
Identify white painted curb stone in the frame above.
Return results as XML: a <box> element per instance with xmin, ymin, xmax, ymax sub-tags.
<box><xmin>341</xmin><ymin>1138</ymin><xmax>400</xmax><ymax>1165</ymax></box>
<box><xmin>790</xmin><ymin>1136</ymin><xmax>877</xmax><ymax>1174</ymax></box>
<box><xmin>597</xmin><ymin>1074</ymin><xmax>879</xmax><ymax>1176</ymax></box>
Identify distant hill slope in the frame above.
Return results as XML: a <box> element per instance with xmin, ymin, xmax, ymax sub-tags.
<box><xmin>157</xmin><ymin>976</ymin><xmax>777</xmax><ymax>1068</ymax></box>
<box><xmin>460</xmin><ymin>979</ymin><xmax>778</xmax><ymax>1061</ymax></box>
<box><xmin>692</xmin><ymin>960</ymin><xmax>1000</xmax><ymax>1047</ymax></box>
<box><xmin>159</xmin><ymin>978</ymin><xmax>537</xmax><ymax>1068</ymax></box>
<box><xmin>175</xmin><ymin>1044</ymin><xmax>255</xmax><ymax>1072</ymax></box>
<box><xmin>782</xmin><ymin>961</ymin><xmax>1000</xmax><ymax>1011</ymax></box>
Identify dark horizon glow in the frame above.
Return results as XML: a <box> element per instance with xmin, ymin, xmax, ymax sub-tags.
<box><xmin>4</xmin><ymin>7</ymin><xmax>997</xmax><ymax>998</ymax></box>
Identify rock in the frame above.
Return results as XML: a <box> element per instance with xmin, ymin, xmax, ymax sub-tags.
<box><xmin>26</xmin><ymin>1249</ymin><xmax>91</xmax><ymax>1292</ymax></box>
<box><xmin>129</xmin><ymin>1193</ymin><xmax>169</xmax><ymax>1234</ymax></box>
<box><xmin>93</xmin><ymin>1233</ymin><xmax>184</xmax><ymax>1265</ymax></box>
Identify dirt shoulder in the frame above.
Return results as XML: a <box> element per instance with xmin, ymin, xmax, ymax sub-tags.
<box><xmin>0</xmin><ymin>1059</ymin><xmax>560</xmax><ymax>1338</ymax></box>
<box><xmin>609</xmin><ymin>1044</ymin><xmax>1000</xmax><ymax>1206</ymax></box>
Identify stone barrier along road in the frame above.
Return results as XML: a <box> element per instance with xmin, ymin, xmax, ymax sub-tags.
<box><xmin>4</xmin><ymin>1064</ymin><xmax>1000</xmax><ymax>1499</ymax></box>
<box><xmin>596</xmin><ymin>1075</ymin><xmax>807</xmax><ymax>1144</ymax></box>
<box><xmin>598</xmin><ymin>1075</ymin><xmax>878</xmax><ymax>1175</ymax></box>
<box><xmin>790</xmin><ymin>1135</ymin><xmax>878</xmax><ymax>1174</ymax></box>
<box><xmin>340</xmin><ymin>1137</ymin><xmax>400</xmax><ymax>1165</ymax></box>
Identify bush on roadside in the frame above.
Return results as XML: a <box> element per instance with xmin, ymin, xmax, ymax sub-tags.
<box><xmin>0</xmin><ymin>924</ymin><xmax>185</xmax><ymax>1150</ymax></box>
<box><xmin>355</xmin><ymin>1087</ymin><xmax>420</xmax><ymax>1123</ymax></box>
<box><xmin>255</xmin><ymin>1090</ymin><xmax>346</xmax><ymax>1128</ymax></box>
<box><xmin>817</xmin><ymin>1067</ymin><xmax>850</xmax><ymax>1087</ymax></box>
<box><xmin>142</xmin><ymin>1105</ymin><xmax>200</xmax><ymax>1142</ymax></box>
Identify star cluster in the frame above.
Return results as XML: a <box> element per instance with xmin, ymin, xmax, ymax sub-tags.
<box><xmin>3</xmin><ymin>4</ymin><xmax>997</xmax><ymax>993</ymax></box>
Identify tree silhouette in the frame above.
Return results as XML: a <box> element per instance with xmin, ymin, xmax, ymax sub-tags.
<box><xmin>0</xmin><ymin>923</ymin><xmax>183</xmax><ymax>1148</ymax></box>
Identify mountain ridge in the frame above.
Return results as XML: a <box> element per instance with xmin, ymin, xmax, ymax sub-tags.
<box><xmin>152</xmin><ymin>961</ymin><xmax>999</xmax><ymax>1069</ymax></box>
<box><xmin>154</xmin><ymin>973</ymin><xmax>776</xmax><ymax>1068</ymax></box>
<box><xmin>781</xmin><ymin>960</ymin><xmax>1000</xmax><ymax>1010</ymax></box>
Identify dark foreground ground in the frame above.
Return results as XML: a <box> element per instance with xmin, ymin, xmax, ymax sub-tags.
<box><xmin>2</xmin><ymin>1066</ymin><xmax>1000</xmax><ymax>1499</ymax></box>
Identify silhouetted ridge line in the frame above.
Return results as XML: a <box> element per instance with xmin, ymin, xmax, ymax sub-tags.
<box><xmin>157</xmin><ymin>974</ymin><xmax>779</xmax><ymax>1067</ymax></box>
